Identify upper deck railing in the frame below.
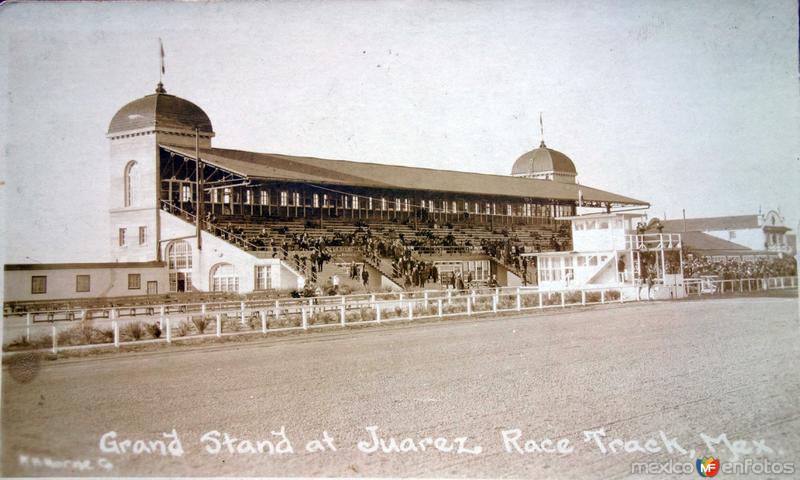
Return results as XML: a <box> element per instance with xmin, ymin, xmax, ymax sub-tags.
<box><xmin>625</xmin><ymin>233</ymin><xmax>682</xmax><ymax>251</ymax></box>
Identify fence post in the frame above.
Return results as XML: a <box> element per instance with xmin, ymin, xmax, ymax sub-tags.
<box><xmin>581</xmin><ymin>290</ymin><xmax>586</xmax><ymax>305</ymax></box>
<box><xmin>26</xmin><ymin>313</ymin><xmax>32</xmax><ymax>343</ymax></box>
<box><xmin>447</xmin><ymin>290</ymin><xmax>452</xmax><ymax>305</ymax></box>
<box><xmin>438</xmin><ymin>298</ymin><xmax>443</xmax><ymax>317</ymax></box>
<box><xmin>408</xmin><ymin>301</ymin><xmax>413</xmax><ymax>320</ymax></box>
<box><xmin>165</xmin><ymin>317</ymin><xmax>172</xmax><ymax>343</ymax></box>
<box><xmin>113</xmin><ymin>320</ymin><xmax>119</xmax><ymax>347</ymax></box>
<box><xmin>201</xmin><ymin>304</ymin><xmax>206</xmax><ymax>316</ymax></box>
<box><xmin>516</xmin><ymin>288</ymin><xmax>521</xmax><ymax>311</ymax></box>
<box><xmin>467</xmin><ymin>296</ymin><xmax>472</xmax><ymax>316</ymax></box>
<box><xmin>601</xmin><ymin>290</ymin><xmax>605</xmax><ymax>304</ymax></box>
<box><xmin>538</xmin><ymin>292</ymin><xmax>543</xmax><ymax>309</ymax></box>
<box><xmin>340</xmin><ymin>304</ymin><xmax>345</xmax><ymax>325</ymax></box>
<box><xmin>376</xmin><ymin>303</ymin><xmax>381</xmax><ymax>323</ymax></box>
<box><xmin>51</xmin><ymin>324</ymin><xmax>57</xmax><ymax>354</ymax></box>
<box><xmin>560</xmin><ymin>291</ymin><xmax>565</xmax><ymax>307</ymax></box>
<box><xmin>240</xmin><ymin>302</ymin><xmax>246</xmax><ymax>325</ymax></box>
<box><xmin>302</xmin><ymin>308</ymin><xmax>308</xmax><ymax>330</ymax></box>
<box><xmin>216</xmin><ymin>314</ymin><xmax>222</xmax><ymax>337</ymax></box>
<box><xmin>261</xmin><ymin>311</ymin><xmax>267</xmax><ymax>333</ymax></box>
<box><xmin>781</xmin><ymin>277</ymin><xmax>785</xmax><ymax>288</ymax></box>
<box><xmin>275</xmin><ymin>300</ymin><xmax>281</xmax><ymax>319</ymax></box>
<box><xmin>492</xmin><ymin>294</ymin><xmax>497</xmax><ymax>313</ymax></box>
<box><xmin>424</xmin><ymin>291</ymin><xmax>429</xmax><ymax>309</ymax></box>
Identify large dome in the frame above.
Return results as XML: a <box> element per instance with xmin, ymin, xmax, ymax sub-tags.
<box><xmin>511</xmin><ymin>142</ymin><xmax>577</xmax><ymax>177</ymax></box>
<box><xmin>107</xmin><ymin>83</ymin><xmax>213</xmax><ymax>136</ymax></box>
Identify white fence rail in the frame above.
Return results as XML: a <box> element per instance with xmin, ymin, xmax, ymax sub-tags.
<box><xmin>3</xmin><ymin>276</ymin><xmax>796</xmax><ymax>355</ymax></box>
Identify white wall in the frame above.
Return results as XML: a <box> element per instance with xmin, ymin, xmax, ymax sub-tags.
<box><xmin>4</xmin><ymin>264</ymin><xmax>167</xmax><ymax>303</ymax></box>
<box><xmin>159</xmin><ymin>212</ymin><xmax>303</xmax><ymax>293</ymax></box>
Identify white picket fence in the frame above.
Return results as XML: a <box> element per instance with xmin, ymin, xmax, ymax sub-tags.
<box><xmin>3</xmin><ymin>276</ymin><xmax>796</xmax><ymax>355</ymax></box>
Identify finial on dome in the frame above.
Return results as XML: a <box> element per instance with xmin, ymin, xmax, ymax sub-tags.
<box><xmin>156</xmin><ymin>38</ymin><xmax>167</xmax><ymax>94</ymax></box>
<box><xmin>539</xmin><ymin>111</ymin><xmax>546</xmax><ymax>148</ymax></box>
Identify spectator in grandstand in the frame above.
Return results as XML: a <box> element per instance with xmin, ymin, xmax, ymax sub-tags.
<box><xmin>361</xmin><ymin>268</ymin><xmax>369</xmax><ymax>288</ymax></box>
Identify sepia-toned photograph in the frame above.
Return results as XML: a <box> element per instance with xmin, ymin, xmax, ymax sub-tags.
<box><xmin>1</xmin><ymin>0</ymin><xmax>798</xmax><ymax>478</ymax></box>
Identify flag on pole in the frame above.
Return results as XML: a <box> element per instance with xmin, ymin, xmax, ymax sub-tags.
<box><xmin>159</xmin><ymin>38</ymin><xmax>165</xmax><ymax>75</ymax></box>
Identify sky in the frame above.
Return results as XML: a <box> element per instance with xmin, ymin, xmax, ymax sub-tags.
<box><xmin>1</xmin><ymin>0</ymin><xmax>798</xmax><ymax>263</ymax></box>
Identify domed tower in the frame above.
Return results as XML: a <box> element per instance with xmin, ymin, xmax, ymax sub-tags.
<box><xmin>107</xmin><ymin>82</ymin><xmax>214</xmax><ymax>263</ymax></box>
<box><xmin>511</xmin><ymin>116</ymin><xmax>577</xmax><ymax>183</ymax></box>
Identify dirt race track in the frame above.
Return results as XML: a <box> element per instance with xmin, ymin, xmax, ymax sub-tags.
<box><xmin>2</xmin><ymin>295</ymin><xmax>799</xmax><ymax>478</ymax></box>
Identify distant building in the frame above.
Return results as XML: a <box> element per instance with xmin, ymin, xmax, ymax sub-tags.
<box><xmin>660</xmin><ymin>211</ymin><xmax>793</xmax><ymax>260</ymax></box>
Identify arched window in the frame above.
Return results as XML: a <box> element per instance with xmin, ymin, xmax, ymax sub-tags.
<box><xmin>124</xmin><ymin>161</ymin><xmax>138</xmax><ymax>207</ymax></box>
<box><xmin>167</xmin><ymin>240</ymin><xmax>192</xmax><ymax>292</ymax></box>
<box><xmin>210</xmin><ymin>263</ymin><xmax>239</xmax><ymax>293</ymax></box>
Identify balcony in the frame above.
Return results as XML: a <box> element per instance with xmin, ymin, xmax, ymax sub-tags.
<box><xmin>625</xmin><ymin>233</ymin><xmax>682</xmax><ymax>251</ymax></box>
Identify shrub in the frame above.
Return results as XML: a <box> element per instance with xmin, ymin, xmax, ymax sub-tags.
<box><xmin>605</xmin><ymin>290</ymin><xmax>621</xmax><ymax>301</ymax></box>
<box><xmin>96</xmin><ymin>327</ymin><xmax>114</xmax><ymax>343</ymax></box>
<box><xmin>542</xmin><ymin>293</ymin><xmax>561</xmax><ymax>306</ymax></box>
<box><xmin>317</xmin><ymin>311</ymin><xmax>337</xmax><ymax>325</ymax></box>
<box><xmin>176</xmin><ymin>320</ymin><xmax>193</xmax><ymax>337</ymax></box>
<box><xmin>585</xmin><ymin>292</ymin><xmax>601</xmax><ymax>303</ymax></box>
<box><xmin>564</xmin><ymin>291</ymin><xmax>582</xmax><ymax>305</ymax></box>
<box><xmin>192</xmin><ymin>315</ymin><xmax>210</xmax><ymax>334</ymax></box>
<box><xmin>223</xmin><ymin>314</ymin><xmax>242</xmax><ymax>332</ymax></box>
<box><xmin>145</xmin><ymin>323</ymin><xmax>162</xmax><ymax>339</ymax></box>
<box><xmin>247</xmin><ymin>312</ymin><xmax>261</xmax><ymax>330</ymax></box>
<box><xmin>359</xmin><ymin>307</ymin><xmax>374</xmax><ymax>321</ymax></box>
<box><xmin>122</xmin><ymin>321</ymin><xmax>145</xmax><ymax>341</ymax></box>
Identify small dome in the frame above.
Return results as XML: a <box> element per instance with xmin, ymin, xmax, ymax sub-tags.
<box><xmin>107</xmin><ymin>83</ymin><xmax>213</xmax><ymax>135</ymax></box>
<box><xmin>511</xmin><ymin>142</ymin><xmax>577</xmax><ymax>177</ymax></box>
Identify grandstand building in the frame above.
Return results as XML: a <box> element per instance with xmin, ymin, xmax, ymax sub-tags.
<box><xmin>4</xmin><ymin>81</ymin><xmax>649</xmax><ymax>303</ymax></box>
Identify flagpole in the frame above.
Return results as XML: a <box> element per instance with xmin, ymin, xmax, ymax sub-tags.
<box><xmin>195</xmin><ymin>128</ymin><xmax>203</xmax><ymax>251</ymax></box>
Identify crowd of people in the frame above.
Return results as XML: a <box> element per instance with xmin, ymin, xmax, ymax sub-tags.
<box><xmin>683</xmin><ymin>255</ymin><xmax>796</xmax><ymax>280</ymax></box>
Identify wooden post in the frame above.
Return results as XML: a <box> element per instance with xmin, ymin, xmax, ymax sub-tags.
<box><xmin>560</xmin><ymin>291</ymin><xmax>565</xmax><ymax>307</ymax></box>
<box><xmin>240</xmin><ymin>302</ymin><xmax>246</xmax><ymax>325</ymax></box>
<box><xmin>340</xmin><ymin>304</ymin><xmax>346</xmax><ymax>325</ymax></box>
<box><xmin>467</xmin><ymin>296</ymin><xmax>472</xmax><ymax>316</ymax></box>
<box><xmin>408</xmin><ymin>301</ymin><xmax>413</xmax><ymax>320</ymax></box>
<box><xmin>376</xmin><ymin>303</ymin><xmax>381</xmax><ymax>323</ymax></box>
<box><xmin>581</xmin><ymin>290</ymin><xmax>586</xmax><ymax>305</ymax></box>
<box><xmin>601</xmin><ymin>290</ymin><xmax>605</xmax><ymax>304</ymax></box>
<box><xmin>438</xmin><ymin>298</ymin><xmax>443</xmax><ymax>317</ymax></box>
<box><xmin>261</xmin><ymin>311</ymin><xmax>267</xmax><ymax>333</ymax></box>
<box><xmin>302</xmin><ymin>307</ymin><xmax>308</xmax><ymax>330</ymax></box>
<box><xmin>538</xmin><ymin>292</ymin><xmax>543</xmax><ymax>308</ymax></box>
<box><xmin>165</xmin><ymin>317</ymin><xmax>172</xmax><ymax>343</ymax></box>
<box><xmin>275</xmin><ymin>300</ymin><xmax>281</xmax><ymax>319</ymax></box>
<box><xmin>51</xmin><ymin>324</ymin><xmax>58</xmax><ymax>354</ymax></box>
<box><xmin>113</xmin><ymin>320</ymin><xmax>119</xmax><ymax>347</ymax></box>
<box><xmin>216</xmin><ymin>314</ymin><xmax>222</xmax><ymax>337</ymax></box>
<box><xmin>25</xmin><ymin>313</ymin><xmax>31</xmax><ymax>343</ymax></box>
<box><xmin>516</xmin><ymin>287</ymin><xmax>521</xmax><ymax>311</ymax></box>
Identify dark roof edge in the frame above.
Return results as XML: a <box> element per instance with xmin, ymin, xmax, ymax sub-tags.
<box><xmin>5</xmin><ymin>262</ymin><xmax>166</xmax><ymax>271</ymax></box>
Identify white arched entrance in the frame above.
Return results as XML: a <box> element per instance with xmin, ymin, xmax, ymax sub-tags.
<box><xmin>167</xmin><ymin>240</ymin><xmax>192</xmax><ymax>292</ymax></box>
<box><xmin>210</xmin><ymin>263</ymin><xmax>239</xmax><ymax>293</ymax></box>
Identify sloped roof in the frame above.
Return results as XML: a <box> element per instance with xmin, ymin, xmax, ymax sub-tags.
<box><xmin>161</xmin><ymin>145</ymin><xmax>648</xmax><ymax>206</ymax></box>
<box><xmin>680</xmin><ymin>231</ymin><xmax>752</xmax><ymax>252</ymax></box>
<box><xmin>661</xmin><ymin>215</ymin><xmax>759</xmax><ymax>232</ymax></box>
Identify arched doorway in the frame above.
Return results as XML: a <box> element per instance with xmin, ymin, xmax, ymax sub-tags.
<box><xmin>167</xmin><ymin>240</ymin><xmax>192</xmax><ymax>292</ymax></box>
<box><xmin>210</xmin><ymin>263</ymin><xmax>239</xmax><ymax>293</ymax></box>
